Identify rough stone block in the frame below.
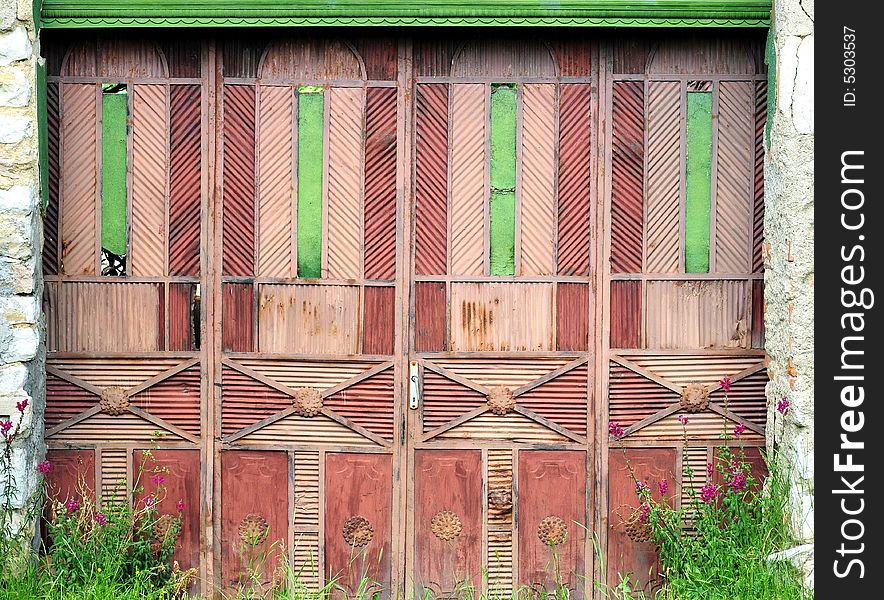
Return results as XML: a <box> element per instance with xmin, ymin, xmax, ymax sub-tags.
<box><xmin>0</xmin><ymin>67</ymin><xmax>29</xmax><ymax>106</ymax></box>
<box><xmin>0</xmin><ymin>27</ymin><xmax>31</xmax><ymax>66</ymax></box>
<box><xmin>0</xmin><ymin>114</ymin><xmax>32</xmax><ymax>143</ymax></box>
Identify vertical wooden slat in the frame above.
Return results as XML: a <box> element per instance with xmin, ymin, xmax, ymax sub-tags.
<box><xmin>168</xmin><ymin>84</ymin><xmax>202</xmax><ymax>276</ymax></box>
<box><xmin>257</xmin><ymin>85</ymin><xmax>294</xmax><ymax>278</ymax></box>
<box><xmin>414</xmin><ymin>84</ymin><xmax>449</xmax><ymax>275</ymax></box>
<box><xmin>610</xmin><ymin>280</ymin><xmax>642</xmax><ymax>348</ymax></box>
<box><xmin>131</xmin><ymin>84</ymin><xmax>169</xmax><ymax>276</ymax></box>
<box><xmin>753</xmin><ymin>80</ymin><xmax>767</xmax><ymax>272</ymax></box>
<box><xmin>60</xmin><ymin>83</ymin><xmax>97</xmax><ymax>275</ymax></box>
<box><xmin>556</xmin><ymin>282</ymin><xmax>589</xmax><ymax>351</ymax></box>
<box><xmin>645</xmin><ymin>82</ymin><xmax>681</xmax><ymax>274</ymax></box>
<box><xmin>43</xmin><ymin>81</ymin><xmax>60</xmax><ymax>275</ymax></box>
<box><xmin>610</xmin><ymin>81</ymin><xmax>644</xmax><ymax>273</ymax></box>
<box><xmin>520</xmin><ymin>83</ymin><xmax>556</xmax><ymax>276</ymax></box>
<box><xmin>414</xmin><ymin>281</ymin><xmax>446</xmax><ymax>352</ymax></box>
<box><xmin>450</xmin><ymin>83</ymin><xmax>487</xmax><ymax>276</ymax></box>
<box><xmin>222</xmin><ymin>85</ymin><xmax>256</xmax><ymax>276</ymax></box>
<box><xmin>326</xmin><ymin>86</ymin><xmax>364</xmax><ymax>280</ymax></box>
<box><xmin>222</xmin><ymin>282</ymin><xmax>253</xmax><ymax>353</ymax></box>
<box><xmin>557</xmin><ymin>84</ymin><xmax>591</xmax><ymax>276</ymax></box>
<box><xmin>169</xmin><ymin>282</ymin><xmax>195</xmax><ymax>351</ymax></box>
<box><xmin>363</xmin><ymin>285</ymin><xmax>395</xmax><ymax>355</ymax></box>
<box><xmin>364</xmin><ymin>87</ymin><xmax>398</xmax><ymax>281</ymax></box>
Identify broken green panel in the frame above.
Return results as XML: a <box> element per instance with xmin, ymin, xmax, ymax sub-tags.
<box><xmin>101</xmin><ymin>87</ymin><xmax>128</xmax><ymax>258</ymax></box>
<box><xmin>297</xmin><ymin>86</ymin><xmax>324</xmax><ymax>278</ymax></box>
<box><xmin>489</xmin><ymin>84</ymin><xmax>517</xmax><ymax>276</ymax></box>
<box><xmin>684</xmin><ymin>91</ymin><xmax>713</xmax><ymax>274</ymax></box>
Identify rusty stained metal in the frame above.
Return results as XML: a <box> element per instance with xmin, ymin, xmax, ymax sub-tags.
<box><xmin>451</xmin><ymin>39</ymin><xmax>557</xmax><ymax>78</ymax></box>
<box><xmin>168</xmin><ymin>84</ymin><xmax>202</xmax><ymax>276</ymax></box>
<box><xmin>258</xmin><ymin>39</ymin><xmax>363</xmax><ymax>81</ymax></box>
<box><xmin>608</xmin><ymin>362</ymin><xmax>681</xmax><ymax>427</ymax></box>
<box><xmin>414</xmin><ymin>84</ymin><xmax>449</xmax><ymax>276</ymax></box>
<box><xmin>363</xmin><ymin>87</ymin><xmax>398</xmax><ymax>281</ymax></box>
<box><xmin>556</xmin><ymin>83</ymin><xmax>592</xmax><ymax>276</ymax></box>
<box><xmin>610</xmin><ymin>81</ymin><xmax>644</xmax><ymax>273</ymax></box>
<box><xmin>61</xmin><ymin>38</ymin><xmax>168</xmax><ymax>78</ymax></box>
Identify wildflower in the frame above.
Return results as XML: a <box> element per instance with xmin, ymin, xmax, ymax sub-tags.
<box><xmin>151</xmin><ymin>474</ymin><xmax>166</xmax><ymax>486</ymax></box>
<box><xmin>656</xmin><ymin>479</ymin><xmax>669</xmax><ymax>497</ymax></box>
<box><xmin>608</xmin><ymin>422</ymin><xmax>624</xmax><ymax>439</ymax></box>
<box><xmin>638</xmin><ymin>503</ymin><xmax>651</xmax><ymax>523</ymax></box>
<box><xmin>777</xmin><ymin>397</ymin><xmax>790</xmax><ymax>415</ymax></box>
<box><xmin>733</xmin><ymin>423</ymin><xmax>745</xmax><ymax>438</ymax></box>
<box><xmin>720</xmin><ymin>376</ymin><xmax>732</xmax><ymax>392</ymax></box>
<box><xmin>37</xmin><ymin>460</ymin><xmax>52</xmax><ymax>474</ymax></box>
<box><xmin>706</xmin><ymin>462</ymin><xmax>714</xmax><ymax>477</ymax></box>
<box><xmin>635</xmin><ymin>481</ymin><xmax>650</xmax><ymax>496</ymax></box>
<box><xmin>145</xmin><ymin>496</ymin><xmax>156</xmax><ymax>509</ymax></box>
<box><xmin>677</xmin><ymin>414</ymin><xmax>689</xmax><ymax>425</ymax></box>
<box><xmin>65</xmin><ymin>498</ymin><xmax>79</xmax><ymax>515</ymax></box>
<box><xmin>177</xmin><ymin>500</ymin><xmax>185</xmax><ymax>513</ymax></box>
<box><xmin>700</xmin><ymin>483</ymin><xmax>720</xmax><ymax>504</ymax></box>
<box><xmin>0</xmin><ymin>421</ymin><xmax>12</xmax><ymax>436</ymax></box>
<box><xmin>95</xmin><ymin>512</ymin><xmax>108</xmax><ymax>526</ymax></box>
<box><xmin>729</xmin><ymin>471</ymin><xmax>748</xmax><ymax>494</ymax></box>
<box><xmin>15</xmin><ymin>398</ymin><xmax>28</xmax><ymax>413</ymax></box>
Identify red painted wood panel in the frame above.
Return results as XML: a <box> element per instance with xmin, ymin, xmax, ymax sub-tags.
<box><xmin>607</xmin><ymin>448</ymin><xmax>678</xmax><ymax>595</ymax></box>
<box><xmin>414</xmin><ymin>281</ymin><xmax>446</xmax><ymax>352</ymax></box>
<box><xmin>414</xmin><ymin>450</ymin><xmax>482</xmax><ymax>597</ymax></box>
<box><xmin>518</xmin><ymin>450</ymin><xmax>586</xmax><ymax>599</ymax></box>
<box><xmin>222</xmin><ymin>283</ymin><xmax>253</xmax><ymax>353</ymax></box>
<box><xmin>222</xmin><ymin>85</ymin><xmax>256</xmax><ymax>276</ymax></box>
<box><xmin>134</xmin><ymin>449</ymin><xmax>201</xmax><ymax>574</ymax></box>
<box><xmin>556</xmin><ymin>283</ymin><xmax>589</xmax><ymax>351</ymax></box>
<box><xmin>610</xmin><ymin>280</ymin><xmax>642</xmax><ymax>348</ymax></box>
<box><xmin>45</xmin><ymin>449</ymin><xmax>95</xmax><ymax>505</ymax></box>
<box><xmin>43</xmin><ymin>81</ymin><xmax>60</xmax><ymax>275</ymax></box>
<box><xmin>751</xmin><ymin>279</ymin><xmax>764</xmax><ymax>348</ymax></box>
<box><xmin>611</xmin><ymin>81</ymin><xmax>644</xmax><ymax>273</ymax></box>
<box><xmin>325</xmin><ymin>368</ymin><xmax>395</xmax><ymax>441</ymax></box>
<box><xmin>713</xmin><ymin>446</ymin><xmax>768</xmax><ymax>491</ymax></box>
<box><xmin>325</xmin><ymin>453</ymin><xmax>393</xmax><ymax>595</ymax></box>
<box><xmin>557</xmin><ymin>84</ymin><xmax>592</xmax><ymax>276</ymax></box>
<box><xmin>169</xmin><ymin>84</ymin><xmax>202</xmax><ymax>277</ymax></box>
<box><xmin>364</xmin><ymin>87</ymin><xmax>398</xmax><ymax>281</ymax></box>
<box><xmin>414</xmin><ymin>84</ymin><xmax>448</xmax><ymax>275</ymax></box>
<box><xmin>168</xmin><ymin>283</ymin><xmax>195</xmax><ymax>351</ymax></box>
<box><xmin>363</xmin><ymin>286</ymin><xmax>395</xmax><ymax>355</ymax></box>
<box><xmin>221</xmin><ymin>451</ymin><xmax>288</xmax><ymax>591</ymax></box>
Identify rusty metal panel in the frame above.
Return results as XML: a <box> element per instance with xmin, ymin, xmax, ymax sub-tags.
<box><xmin>221</xmin><ymin>451</ymin><xmax>288</xmax><ymax>592</ymax></box>
<box><xmin>131</xmin><ymin>84</ymin><xmax>169</xmax><ymax>277</ymax></box>
<box><xmin>434</xmin><ymin>357</ymin><xmax>571</xmax><ymax>389</ymax></box>
<box><xmin>647</xmin><ymin>38</ymin><xmax>756</xmax><ymax>75</ymax></box>
<box><xmin>556</xmin><ymin>282</ymin><xmax>589</xmax><ymax>351</ymax></box>
<box><xmin>611</xmin><ymin>81</ymin><xmax>644</xmax><ymax>273</ymax></box>
<box><xmin>45</xmin><ymin>375</ymin><xmax>98</xmax><ymax>429</ymax></box>
<box><xmin>258</xmin><ymin>39</ymin><xmax>363</xmax><ymax>80</ymax></box>
<box><xmin>130</xmin><ymin>366</ymin><xmax>201</xmax><ymax>435</ymax></box>
<box><xmin>622</xmin><ymin>354</ymin><xmax>764</xmax><ymax>388</ymax></box>
<box><xmin>645</xmin><ymin>280</ymin><xmax>749</xmax><ymax>349</ymax></box>
<box><xmin>710</xmin><ymin>368</ymin><xmax>768</xmax><ymax>426</ymax></box>
<box><xmin>44</xmin><ymin>81</ymin><xmax>60</xmax><ymax>275</ymax></box>
<box><xmin>414</xmin><ymin>84</ymin><xmax>449</xmax><ymax>276</ymax></box>
<box><xmin>222</xmin><ymin>85</ymin><xmax>256</xmax><ymax>277</ymax></box>
<box><xmin>325</xmin><ymin>368</ymin><xmax>395</xmax><ymax>441</ymax></box>
<box><xmin>60</xmin><ymin>83</ymin><xmax>97</xmax><ymax>276</ymax></box>
<box><xmin>48</xmin><ymin>357</ymin><xmax>183</xmax><ymax>388</ymax></box>
<box><xmin>753</xmin><ymin>80</ymin><xmax>767</xmax><ymax>272</ymax></box>
<box><xmin>438</xmin><ymin>412</ymin><xmax>568</xmax><ymax>443</ymax></box>
<box><xmin>45</xmin><ymin>449</ymin><xmax>95</xmax><ymax>503</ymax></box>
<box><xmin>751</xmin><ymin>279</ymin><xmax>764</xmax><ymax>348</ymax></box>
<box><xmin>239</xmin><ymin>414</ymin><xmax>377</xmax><ymax>447</ymax></box>
<box><xmin>413</xmin><ymin>39</ymin><xmax>461</xmax><ymax>78</ymax></box>
<box><xmin>518</xmin><ymin>363</ymin><xmax>588</xmax><ymax>436</ymax></box>
<box><xmin>257</xmin><ymin>85</ymin><xmax>295</xmax><ymax>278</ymax></box>
<box><xmin>613</xmin><ymin>39</ymin><xmax>654</xmax><ymax>74</ymax></box>
<box><xmin>48</xmin><ymin>412</ymin><xmax>187</xmax><ymax>444</ymax></box>
<box><xmin>414</xmin><ymin>450</ymin><xmax>482</xmax><ymax>597</ymax></box>
<box><xmin>168</xmin><ymin>84</ymin><xmax>202</xmax><ymax>276</ymax></box>
<box><xmin>715</xmin><ymin>81</ymin><xmax>753</xmax><ymax>273</ymax></box>
<box><xmin>363</xmin><ymin>286</ymin><xmax>394</xmax><ymax>355</ymax></box>
<box><xmin>414</xmin><ymin>282</ymin><xmax>447</xmax><ymax>352</ymax></box>
<box><xmin>257</xmin><ymin>284</ymin><xmax>359</xmax><ymax>354</ymax></box>
<box><xmin>520</xmin><ymin>83</ymin><xmax>556</xmax><ymax>276</ymax></box>
<box><xmin>47</xmin><ymin>282</ymin><xmax>161</xmax><ymax>352</ymax></box>
<box><xmin>235</xmin><ymin>359</ymin><xmax>376</xmax><ymax>390</ymax></box>
<box><xmin>610</xmin><ymin>280</ymin><xmax>642</xmax><ymax>348</ymax></box>
<box><xmin>421</xmin><ymin>370</ymin><xmax>486</xmax><ymax>431</ymax></box>
<box><xmin>549</xmin><ymin>40</ymin><xmax>592</xmax><ymax>77</ymax></box>
<box><xmin>451</xmin><ymin>40</ymin><xmax>557</xmax><ymax>78</ymax></box>
<box><xmin>449</xmin><ymin>282</ymin><xmax>553</xmax><ymax>352</ymax></box>
<box><xmin>325</xmin><ymin>453</ymin><xmax>392</xmax><ymax>595</ymax></box>
<box><xmin>364</xmin><ymin>87</ymin><xmax>398</xmax><ymax>281</ymax></box>
<box><xmin>220</xmin><ymin>367</ymin><xmax>292</xmax><ymax>435</ymax></box>
<box><xmin>354</xmin><ymin>38</ymin><xmax>398</xmax><ymax>80</ymax></box>
<box><xmin>608</xmin><ymin>362</ymin><xmax>680</xmax><ymax>428</ymax></box>
<box><xmin>326</xmin><ymin>86</ymin><xmax>365</xmax><ymax>280</ymax></box>
<box><xmin>636</xmin><ymin>412</ymin><xmax>764</xmax><ymax>442</ymax></box>
<box><xmin>450</xmin><ymin>83</ymin><xmax>487</xmax><ymax>276</ymax></box>
<box><xmin>168</xmin><ymin>283</ymin><xmax>195</xmax><ymax>351</ymax></box>
<box><xmin>557</xmin><ymin>84</ymin><xmax>591</xmax><ymax>276</ymax></box>
<box><xmin>222</xmin><ymin>283</ymin><xmax>253</xmax><ymax>353</ymax></box>
<box><xmin>645</xmin><ymin>81</ymin><xmax>681</xmax><ymax>274</ymax></box>
<box><xmin>62</xmin><ymin>39</ymin><xmax>168</xmax><ymax>79</ymax></box>
<box><xmin>518</xmin><ymin>451</ymin><xmax>586</xmax><ymax>599</ymax></box>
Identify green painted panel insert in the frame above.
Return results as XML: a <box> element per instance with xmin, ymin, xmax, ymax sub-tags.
<box><xmin>489</xmin><ymin>84</ymin><xmax>517</xmax><ymax>276</ymax></box>
<box><xmin>297</xmin><ymin>86</ymin><xmax>324</xmax><ymax>278</ymax></box>
<box><xmin>101</xmin><ymin>86</ymin><xmax>128</xmax><ymax>257</ymax></box>
<box><xmin>684</xmin><ymin>91</ymin><xmax>713</xmax><ymax>274</ymax></box>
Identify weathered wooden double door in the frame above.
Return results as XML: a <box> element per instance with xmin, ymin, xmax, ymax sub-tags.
<box><xmin>42</xmin><ymin>31</ymin><xmax>768</xmax><ymax>597</ymax></box>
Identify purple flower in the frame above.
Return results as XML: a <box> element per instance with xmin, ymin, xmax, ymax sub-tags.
<box><xmin>677</xmin><ymin>414</ymin><xmax>689</xmax><ymax>425</ymax></box>
<box><xmin>729</xmin><ymin>471</ymin><xmax>748</xmax><ymax>494</ymax></box>
<box><xmin>151</xmin><ymin>474</ymin><xmax>166</xmax><ymax>486</ymax></box>
<box><xmin>37</xmin><ymin>460</ymin><xmax>52</xmax><ymax>474</ymax></box>
<box><xmin>144</xmin><ymin>496</ymin><xmax>156</xmax><ymax>509</ymax></box>
<box><xmin>706</xmin><ymin>462</ymin><xmax>714</xmax><ymax>478</ymax></box>
<box><xmin>635</xmin><ymin>481</ymin><xmax>650</xmax><ymax>495</ymax></box>
<box><xmin>656</xmin><ymin>479</ymin><xmax>669</xmax><ymax>497</ymax></box>
<box><xmin>609</xmin><ymin>422</ymin><xmax>624</xmax><ymax>439</ymax></box>
<box><xmin>638</xmin><ymin>503</ymin><xmax>651</xmax><ymax>523</ymax></box>
<box><xmin>65</xmin><ymin>498</ymin><xmax>79</xmax><ymax>515</ymax></box>
<box><xmin>733</xmin><ymin>423</ymin><xmax>746</xmax><ymax>438</ymax></box>
<box><xmin>0</xmin><ymin>421</ymin><xmax>12</xmax><ymax>436</ymax></box>
<box><xmin>177</xmin><ymin>500</ymin><xmax>185</xmax><ymax>513</ymax></box>
<box><xmin>700</xmin><ymin>483</ymin><xmax>720</xmax><ymax>504</ymax></box>
<box><xmin>720</xmin><ymin>377</ymin><xmax>732</xmax><ymax>393</ymax></box>
<box><xmin>777</xmin><ymin>398</ymin><xmax>790</xmax><ymax>415</ymax></box>
<box><xmin>15</xmin><ymin>398</ymin><xmax>28</xmax><ymax>413</ymax></box>
<box><xmin>94</xmin><ymin>512</ymin><xmax>107</xmax><ymax>526</ymax></box>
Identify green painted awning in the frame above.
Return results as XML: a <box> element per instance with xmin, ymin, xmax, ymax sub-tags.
<box><xmin>39</xmin><ymin>1</ymin><xmax>771</xmax><ymax>29</ymax></box>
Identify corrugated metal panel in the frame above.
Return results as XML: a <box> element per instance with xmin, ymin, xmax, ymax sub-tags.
<box><xmin>647</xmin><ymin>38</ymin><xmax>756</xmax><ymax>74</ymax></box>
<box><xmin>47</xmin><ymin>282</ymin><xmax>161</xmax><ymax>352</ymax></box>
<box><xmin>610</xmin><ymin>280</ymin><xmax>642</xmax><ymax>348</ymax></box>
<box><xmin>222</xmin><ymin>84</ymin><xmax>256</xmax><ymax>276</ymax></box>
<box><xmin>487</xmin><ymin>449</ymin><xmax>513</xmax><ymax>526</ymax></box>
<box><xmin>238</xmin><ymin>413</ymin><xmax>376</xmax><ymax>446</ymax></box>
<box><xmin>48</xmin><ymin>357</ymin><xmax>183</xmax><ymax>388</ymax></box>
<box><xmin>751</xmin><ymin>279</ymin><xmax>764</xmax><ymax>348</ymax></box>
<box><xmin>634</xmin><ymin>411</ymin><xmax>764</xmax><ymax>442</ymax></box>
<box><xmin>45</xmin><ymin>375</ymin><xmax>98</xmax><ymax>428</ymax></box>
<box><xmin>613</xmin><ymin>39</ymin><xmax>654</xmax><ymax>74</ymax></box>
<box><xmin>168</xmin><ymin>84</ymin><xmax>202</xmax><ymax>276</ymax></box>
<box><xmin>449</xmin><ymin>83</ymin><xmax>487</xmax><ymax>276</ymax></box>
<box><xmin>645</xmin><ymin>280</ymin><xmax>748</xmax><ymax>349</ymax></box>
<box><xmin>487</xmin><ymin>530</ymin><xmax>513</xmax><ymax>597</ymax></box>
<box><xmin>518</xmin><ymin>363</ymin><xmax>588</xmax><ymax>436</ymax></box>
<box><xmin>294</xmin><ymin>451</ymin><xmax>321</xmax><ymax>528</ymax></box>
<box><xmin>257</xmin><ymin>85</ymin><xmax>295</xmax><ymax>278</ymax></box>
<box><xmin>414</xmin><ymin>281</ymin><xmax>447</xmax><ymax>352</ymax></box>
<box><xmin>168</xmin><ymin>283</ymin><xmax>194</xmax><ymax>351</ymax></box>
<box><xmin>556</xmin><ymin>282</ymin><xmax>589</xmax><ymax>351</ymax></box>
<box><xmin>60</xmin><ymin>83</ymin><xmax>97</xmax><ymax>276</ymax></box>
<box><xmin>364</xmin><ymin>87</ymin><xmax>398</xmax><ymax>281</ymax></box>
<box><xmin>434</xmin><ymin>357</ymin><xmax>571</xmax><ymax>388</ymax></box>
<box><xmin>100</xmin><ymin>447</ymin><xmax>127</xmax><ymax>504</ymax></box>
<box><xmin>622</xmin><ymin>354</ymin><xmax>763</xmax><ymax>387</ymax></box>
<box><xmin>645</xmin><ymin>81</ymin><xmax>681</xmax><ymax>274</ymax></box>
<box><xmin>715</xmin><ymin>81</ymin><xmax>753</xmax><ymax>273</ymax></box>
<box><xmin>414</xmin><ymin>84</ymin><xmax>449</xmax><ymax>275</ymax></box>
<box><xmin>130</xmin><ymin>84</ymin><xmax>169</xmax><ymax>277</ymax></box>
<box><xmin>363</xmin><ymin>286</ymin><xmax>394</xmax><ymax>355</ymax></box>
<box><xmin>257</xmin><ymin>284</ymin><xmax>359</xmax><ymax>354</ymax></box>
<box><xmin>549</xmin><ymin>40</ymin><xmax>592</xmax><ymax>77</ymax></box>
<box><xmin>44</xmin><ymin>81</ymin><xmax>60</xmax><ymax>275</ymax></box>
<box><xmin>437</xmin><ymin>411</ymin><xmax>566</xmax><ymax>443</ymax></box>
<box><xmin>452</xmin><ymin>40</ymin><xmax>557</xmax><ymax>77</ymax></box>
<box><xmin>557</xmin><ymin>83</ymin><xmax>591</xmax><ymax>276</ymax></box>
<box><xmin>326</xmin><ymin>86</ymin><xmax>365</xmax><ymax>280</ymax></box>
<box><xmin>258</xmin><ymin>39</ymin><xmax>363</xmax><ymax>80</ymax></box>
<box><xmin>709</xmin><ymin>368</ymin><xmax>767</xmax><ymax>426</ymax></box>
<box><xmin>421</xmin><ymin>370</ymin><xmax>486</xmax><ymax>430</ymax></box>
<box><xmin>608</xmin><ymin>362</ymin><xmax>680</xmax><ymax>427</ymax></box>
<box><xmin>753</xmin><ymin>80</ymin><xmax>767</xmax><ymax>272</ymax></box>
<box><xmin>222</xmin><ymin>282</ymin><xmax>253</xmax><ymax>353</ymax></box>
<box><xmin>325</xmin><ymin>367</ymin><xmax>395</xmax><ymax>440</ymax></box>
<box><xmin>159</xmin><ymin>39</ymin><xmax>201</xmax><ymax>78</ymax></box>
<box><xmin>61</xmin><ymin>39</ymin><xmax>168</xmax><ymax>78</ymax></box>
<box><xmin>221</xmin><ymin>367</ymin><xmax>291</xmax><ymax>435</ymax></box>
<box><xmin>611</xmin><ymin>81</ymin><xmax>644</xmax><ymax>273</ymax></box>
<box><xmin>292</xmin><ymin>532</ymin><xmax>321</xmax><ymax>589</ymax></box>
<box><xmin>520</xmin><ymin>83</ymin><xmax>557</xmax><ymax>276</ymax></box>
<box><xmin>354</xmin><ymin>37</ymin><xmax>397</xmax><ymax>80</ymax></box>
<box><xmin>449</xmin><ymin>282</ymin><xmax>554</xmax><ymax>352</ymax></box>
<box><xmin>48</xmin><ymin>412</ymin><xmax>185</xmax><ymax>443</ymax></box>
<box><xmin>235</xmin><ymin>359</ymin><xmax>376</xmax><ymax>390</ymax></box>
<box><xmin>130</xmin><ymin>366</ymin><xmax>201</xmax><ymax>435</ymax></box>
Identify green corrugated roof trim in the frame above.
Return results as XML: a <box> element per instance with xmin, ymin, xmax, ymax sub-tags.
<box><xmin>40</xmin><ymin>1</ymin><xmax>771</xmax><ymax>28</ymax></box>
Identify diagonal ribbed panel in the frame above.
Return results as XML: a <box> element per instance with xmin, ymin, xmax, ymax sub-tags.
<box><xmin>714</xmin><ymin>81</ymin><xmax>753</xmax><ymax>273</ymax></box>
<box><xmin>60</xmin><ymin>83</ymin><xmax>97</xmax><ymax>276</ymax></box>
<box><xmin>326</xmin><ymin>86</ymin><xmax>364</xmax><ymax>279</ymax></box>
<box><xmin>645</xmin><ymin>81</ymin><xmax>681</xmax><ymax>274</ymax></box>
<box><xmin>44</xmin><ymin>81</ymin><xmax>60</xmax><ymax>275</ymax></box>
<box><xmin>611</xmin><ymin>81</ymin><xmax>644</xmax><ymax>273</ymax></box>
<box><xmin>450</xmin><ymin>83</ymin><xmax>487</xmax><ymax>276</ymax></box>
<box><xmin>608</xmin><ymin>362</ymin><xmax>680</xmax><ymax>427</ymax></box>
<box><xmin>414</xmin><ymin>84</ymin><xmax>448</xmax><ymax>275</ymax></box>
<box><xmin>131</xmin><ymin>84</ymin><xmax>169</xmax><ymax>277</ymax></box>
<box><xmin>557</xmin><ymin>84</ymin><xmax>591</xmax><ymax>276</ymax></box>
<box><xmin>169</xmin><ymin>84</ymin><xmax>202</xmax><ymax>276</ymax></box>
<box><xmin>324</xmin><ymin>367</ymin><xmax>395</xmax><ymax>440</ymax></box>
<box><xmin>519</xmin><ymin>83</ymin><xmax>556</xmax><ymax>276</ymax></box>
<box><xmin>257</xmin><ymin>85</ymin><xmax>294</xmax><ymax>278</ymax></box>
<box><xmin>752</xmin><ymin>80</ymin><xmax>767</xmax><ymax>272</ymax></box>
<box><xmin>363</xmin><ymin>87</ymin><xmax>398</xmax><ymax>281</ymax></box>
<box><xmin>222</xmin><ymin>84</ymin><xmax>256</xmax><ymax>276</ymax></box>
<box><xmin>518</xmin><ymin>363</ymin><xmax>588</xmax><ymax>436</ymax></box>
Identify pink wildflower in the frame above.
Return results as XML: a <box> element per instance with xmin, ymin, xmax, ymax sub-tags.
<box><xmin>677</xmin><ymin>414</ymin><xmax>689</xmax><ymax>425</ymax></box>
<box><xmin>635</xmin><ymin>481</ymin><xmax>650</xmax><ymax>495</ymax></box>
<box><xmin>733</xmin><ymin>423</ymin><xmax>745</xmax><ymax>438</ymax></box>
<box><xmin>145</xmin><ymin>496</ymin><xmax>156</xmax><ymax>509</ymax></box>
<box><xmin>65</xmin><ymin>498</ymin><xmax>79</xmax><ymax>515</ymax></box>
<box><xmin>37</xmin><ymin>460</ymin><xmax>51</xmax><ymax>474</ymax></box>
<box><xmin>638</xmin><ymin>503</ymin><xmax>651</xmax><ymax>523</ymax></box>
<box><xmin>0</xmin><ymin>421</ymin><xmax>12</xmax><ymax>436</ymax></box>
<box><xmin>777</xmin><ymin>398</ymin><xmax>790</xmax><ymax>415</ymax></box>
<box><xmin>151</xmin><ymin>474</ymin><xmax>166</xmax><ymax>486</ymax></box>
<box><xmin>609</xmin><ymin>422</ymin><xmax>624</xmax><ymax>439</ymax></box>
<box><xmin>706</xmin><ymin>462</ymin><xmax>714</xmax><ymax>477</ymax></box>
<box><xmin>656</xmin><ymin>479</ymin><xmax>669</xmax><ymax>497</ymax></box>
<box><xmin>15</xmin><ymin>398</ymin><xmax>28</xmax><ymax>413</ymax></box>
<box><xmin>700</xmin><ymin>483</ymin><xmax>720</xmax><ymax>504</ymax></box>
<box><xmin>177</xmin><ymin>500</ymin><xmax>185</xmax><ymax>513</ymax></box>
<box><xmin>720</xmin><ymin>376</ymin><xmax>732</xmax><ymax>392</ymax></box>
<box><xmin>94</xmin><ymin>512</ymin><xmax>107</xmax><ymax>526</ymax></box>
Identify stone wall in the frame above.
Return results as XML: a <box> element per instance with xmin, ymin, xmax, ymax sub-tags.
<box><xmin>0</xmin><ymin>0</ymin><xmax>44</xmax><ymax>540</ymax></box>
